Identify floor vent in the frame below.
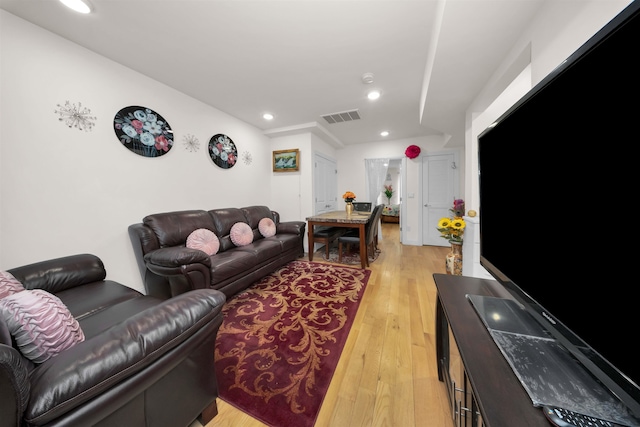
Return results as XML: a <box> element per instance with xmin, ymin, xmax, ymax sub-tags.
<box><xmin>321</xmin><ymin>109</ymin><xmax>361</xmax><ymax>124</ymax></box>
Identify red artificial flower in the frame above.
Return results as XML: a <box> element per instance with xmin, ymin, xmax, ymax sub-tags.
<box><xmin>405</xmin><ymin>145</ymin><xmax>421</xmax><ymax>159</ymax></box>
<box><xmin>155</xmin><ymin>135</ymin><xmax>170</xmax><ymax>152</ymax></box>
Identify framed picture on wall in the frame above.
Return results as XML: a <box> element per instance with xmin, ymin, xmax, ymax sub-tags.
<box><xmin>273</xmin><ymin>149</ymin><xmax>300</xmax><ymax>172</ymax></box>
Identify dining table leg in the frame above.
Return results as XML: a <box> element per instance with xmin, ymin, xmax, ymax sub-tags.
<box><xmin>308</xmin><ymin>222</ymin><xmax>315</xmax><ymax>262</ymax></box>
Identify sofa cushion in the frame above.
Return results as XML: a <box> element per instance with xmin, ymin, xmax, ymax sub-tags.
<box><xmin>143</xmin><ymin>210</ymin><xmax>215</xmax><ymax>248</ymax></box>
<box><xmin>186</xmin><ymin>228</ymin><xmax>220</xmax><ymax>256</ymax></box>
<box><xmin>270</xmin><ymin>232</ymin><xmax>307</xmax><ymax>253</ymax></box>
<box><xmin>0</xmin><ymin>289</ymin><xmax>85</xmax><ymax>363</ymax></box>
<box><xmin>208</xmin><ymin>208</ymin><xmax>248</xmax><ymax>251</ymax></box>
<box><xmin>230</xmin><ymin>222</ymin><xmax>253</xmax><ymax>246</ymax></box>
<box><xmin>1</xmin><ymin>270</ymin><xmax>24</xmax><ymax>300</ymax></box>
<box><xmin>208</xmin><ymin>250</ymin><xmax>258</xmax><ymax>283</ymax></box>
<box><xmin>77</xmin><ymin>295</ymin><xmax>162</xmax><ymax>338</ymax></box>
<box><xmin>55</xmin><ymin>280</ymin><xmax>143</xmax><ymax>322</ymax></box>
<box><xmin>258</xmin><ymin>217</ymin><xmax>276</xmax><ymax>238</ymax></box>
<box><xmin>241</xmin><ymin>205</ymin><xmax>274</xmax><ymax>228</ymax></box>
<box><xmin>236</xmin><ymin>239</ymin><xmax>282</xmax><ymax>263</ymax></box>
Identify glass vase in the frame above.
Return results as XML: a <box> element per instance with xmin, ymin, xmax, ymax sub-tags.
<box><xmin>445</xmin><ymin>241</ymin><xmax>463</xmax><ymax>275</ymax></box>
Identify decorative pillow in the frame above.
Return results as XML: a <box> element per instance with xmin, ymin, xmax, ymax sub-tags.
<box><xmin>0</xmin><ymin>271</ymin><xmax>24</xmax><ymax>300</ymax></box>
<box><xmin>230</xmin><ymin>222</ymin><xmax>254</xmax><ymax>247</ymax></box>
<box><xmin>0</xmin><ymin>289</ymin><xmax>85</xmax><ymax>363</ymax></box>
<box><xmin>186</xmin><ymin>228</ymin><xmax>220</xmax><ymax>256</ymax></box>
<box><xmin>258</xmin><ymin>217</ymin><xmax>276</xmax><ymax>238</ymax></box>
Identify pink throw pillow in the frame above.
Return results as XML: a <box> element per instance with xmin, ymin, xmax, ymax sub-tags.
<box><xmin>186</xmin><ymin>228</ymin><xmax>220</xmax><ymax>256</ymax></box>
<box><xmin>258</xmin><ymin>217</ymin><xmax>276</xmax><ymax>238</ymax></box>
<box><xmin>0</xmin><ymin>289</ymin><xmax>85</xmax><ymax>363</ymax></box>
<box><xmin>0</xmin><ymin>271</ymin><xmax>24</xmax><ymax>300</ymax></box>
<box><xmin>230</xmin><ymin>222</ymin><xmax>253</xmax><ymax>247</ymax></box>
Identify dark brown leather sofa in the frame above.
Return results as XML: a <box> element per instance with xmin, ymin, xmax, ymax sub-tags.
<box><xmin>0</xmin><ymin>254</ymin><xmax>226</xmax><ymax>427</ymax></box>
<box><xmin>128</xmin><ymin>205</ymin><xmax>306</xmax><ymax>299</ymax></box>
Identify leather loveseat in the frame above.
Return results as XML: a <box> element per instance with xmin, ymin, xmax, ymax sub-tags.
<box><xmin>128</xmin><ymin>205</ymin><xmax>306</xmax><ymax>299</ymax></box>
<box><xmin>0</xmin><ymin>253</ymin><xmax>226</xmax><ymax>427</ymax></box>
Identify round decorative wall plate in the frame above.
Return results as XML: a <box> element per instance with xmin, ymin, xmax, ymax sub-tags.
<box><xmin>208</xmin><ymin>134</ymin><xmax>238</xmax><ymax>169</ymax></box>
<box><xmin>113</xmin><ymin>106</ymin><xmax>173</xmax><ymax>157</ymax></box>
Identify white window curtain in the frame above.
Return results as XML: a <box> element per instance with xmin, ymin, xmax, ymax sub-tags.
<box><xmin>365</xmin><ymin>158</ymin><xmax>389</xmax><ymax>242</ymax></box>
<box><xmin>365</xmin><ymin>158</ymin><xmax>390</xmax><ymax>204</ymax></box>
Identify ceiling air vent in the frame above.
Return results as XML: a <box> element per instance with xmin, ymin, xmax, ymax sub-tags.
<box><xmin>321</xmin><ymin>109</ymin><xmax>361</xmax><ymax>124</ymax></box>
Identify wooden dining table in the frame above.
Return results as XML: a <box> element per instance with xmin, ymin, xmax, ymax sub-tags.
<box><xmin>305</xmin><ymin>210</ymin><xmax>372</xmax><ymax>268</ymax></box>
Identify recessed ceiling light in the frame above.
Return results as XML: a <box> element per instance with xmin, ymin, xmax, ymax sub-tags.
<box><xmin>380</xmin><ymin>131</ymin><xmax>389</xmax><ymax>137</ymax></box>
<box><xmin>263</xmin><ymin>113</ymin><xmax>274</xmax><ymax>120</ymax></box>
<box><xmin>59</xmin><ymin>0</ymin><xmax>91</xmax><ymax>14</ymax></box>
<box><xmin>367</xmin><ymin>90</ymin><xmax>381</xmax><ymax>100</ymax></box>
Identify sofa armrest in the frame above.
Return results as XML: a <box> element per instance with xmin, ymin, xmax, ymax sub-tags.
<box><xmin>0</xmin><ymin>344</ymin><xmax>30</xmax><ymax>427</ymax></box>
<box><xmin>144</xmin><ymin>247</ymin><xmax>211</xmax><ymax>268</ymax></box>
<box><xmin>7</xmin><ymin>254</ymin><xmax>106</xmax><ymax>294</ymax></box>
<box><xmin>24</xmin><ymin>289</ymin><xmax>226</xmax><ymax>425</ymax></box>
<box><xmin>276</xmin><ymin>221</ymin><xmax>306</xmax><ymax>235</ymax></box>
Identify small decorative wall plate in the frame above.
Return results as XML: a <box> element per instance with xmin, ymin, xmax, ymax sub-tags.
<box><xmin>208</xmin><ymin>134</ymin><xmax>238</xmax><ymax>168</ymax></box>
<box><xmin>113</xmin><ymin>106</ymin><xmax>173</xmax><ymax>157</ymax></box>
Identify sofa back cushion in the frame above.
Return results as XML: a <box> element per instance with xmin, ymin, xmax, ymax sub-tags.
<box><xmin>242</xmin><ymin>205</ymin><xmax>277</xmax><ymax>240</ymax></box>
<box><xmin>144</xmin><ymin>210</ymin><xmax>215</xmax><ymax>248</ymax></box>
<box><xmin>208</xmin><ymin>208</ymin><xmax>252</xmax><ymax>252</ymax></box>
<box><xmin>241</xmin><ymin>206</ymin><xmax>274</xmax><ymax>228</ymax></box>
<box><xmin>8</xmin><ymin>254</ymin><xmax>107</xmax><ymax>294</ymax></box>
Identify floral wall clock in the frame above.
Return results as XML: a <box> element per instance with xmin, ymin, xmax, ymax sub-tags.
<box><xmin>208</xmin><ymin>134</ymin><xmax>237</xmax><ymax>169</ymax></box>
<box><xmin>113</xmin><ymin>106</ymin><xmax>173</xmax><ymax>157</ymax></box>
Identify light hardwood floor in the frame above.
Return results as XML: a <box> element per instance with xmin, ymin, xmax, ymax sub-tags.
<box><xmin>197</xmin><ymin>223</ymin><xmax>454</xmax><ymax>427</ymax></box>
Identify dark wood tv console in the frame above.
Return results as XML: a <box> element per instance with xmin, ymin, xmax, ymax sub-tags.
<box><xmin>434</xmin><ymin>273</ymin><xmax>550</xmax><ymax>427</ymax></box>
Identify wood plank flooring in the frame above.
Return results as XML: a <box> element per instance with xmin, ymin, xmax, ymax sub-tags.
<box><xmin>196</xmin><ymin>223</ymin><xmax>454</xmax><ymax>427</ymax></box>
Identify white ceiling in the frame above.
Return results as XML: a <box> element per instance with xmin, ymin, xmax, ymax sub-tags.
<box><xmin>0</xmin><ymin>0</ymin><xmax>545</xmax><ymax>147</ymax></box>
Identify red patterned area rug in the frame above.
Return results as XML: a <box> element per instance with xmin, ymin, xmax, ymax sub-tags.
<box><xmin>214</xmin><ymin>260</ymin><xmax>371</xmax><ymax>427</ymax></box>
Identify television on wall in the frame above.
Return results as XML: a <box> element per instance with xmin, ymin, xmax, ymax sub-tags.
<box><xmin>477</xmin><ymin>0</ymin><xmax>640</xmax><ymax>423</ymax></box>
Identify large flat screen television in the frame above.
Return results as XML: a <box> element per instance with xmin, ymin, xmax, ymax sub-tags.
<box><xmin>477</xmin><ymin>0</ymin><xmax>640</xmax><ymax>423</ymax></box>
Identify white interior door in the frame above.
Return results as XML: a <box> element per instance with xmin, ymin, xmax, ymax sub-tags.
<box><xmin>422</xmin><ymin>153</ymin><xmax>457</xmax><ymax>246</ymax></box>
<box><xmin>313</xmin><ymin>153</ymin><xmax>337</xmax><ymax>214</ymax></box>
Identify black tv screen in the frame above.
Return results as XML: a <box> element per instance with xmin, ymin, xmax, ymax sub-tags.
<box><xmin>478</xmin><ymin>0</ymin><xmax>640</xmax><ymax>420</ymax></box>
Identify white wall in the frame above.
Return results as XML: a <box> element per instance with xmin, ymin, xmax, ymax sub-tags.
<box><xmin>464</xmin><ymin>0</ymin><xmax>633</xmax><ymax>213</ymax></box>
<box><xmin>0</xmin><ymin>11</ymin><xmax>276</xmax><ymax>293</ymax></box>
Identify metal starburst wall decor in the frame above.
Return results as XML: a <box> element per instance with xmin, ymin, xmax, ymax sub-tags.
<box><xmin>242</xmin><ymin>151</ymin><xmax>252</xmax><ymax>165</ymax></box>
<box><xmin>183</xmin><ymin>134</ymin><xmax>200</xmax><ymax>152</ymax></box>
<box><xmin>55</xmin><ymin>101</ymin><xmax>97</xmax><ymax>131</ymax></box>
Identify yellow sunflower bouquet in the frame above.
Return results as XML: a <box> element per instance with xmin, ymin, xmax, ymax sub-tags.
<box><xmin>437</xmin><ymin>217</ymin><xmax>466</xmax><ymax>243</ymax></box>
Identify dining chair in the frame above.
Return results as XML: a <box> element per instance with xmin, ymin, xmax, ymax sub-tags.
<box><xmin>338</xmin><ymin>204</ymin><xmax>383</xmax><ymax>266</ymax></box>
<box><xmin>313</xmin><ymin>226</ymin><xmax>345</xmax><ymax>259</ymax></box>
